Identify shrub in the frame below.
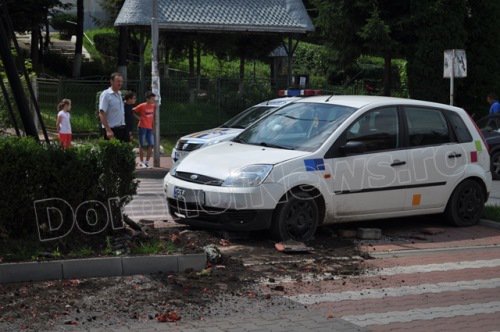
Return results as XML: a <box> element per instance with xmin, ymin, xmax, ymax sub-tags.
<box><xmin>50</xmin><ymin>13</ymin><xmax>78</xmax><ymax>40</ymax></box>
<box><xmin>0</xmin><ymin>138</ymin><xmax>137</xmax><ymax>244</ymax></box>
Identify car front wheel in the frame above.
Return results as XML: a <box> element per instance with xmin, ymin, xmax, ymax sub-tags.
<box><xmin>271</xmin><ymin>191</ymin><xmax>319</xmax><ymax>241</ymax></box>
<box><xmin>445</xmin><ymin>179</ymin><xmax>485</xmax><ymax>226</ymax></box>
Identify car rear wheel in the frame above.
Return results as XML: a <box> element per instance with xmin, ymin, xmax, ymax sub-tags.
<box><xmin>271</xmin><ymin>191</ymin><xmax>318</xmax><ymax>241</ymax></box>
<box><xmin>491</xmin><ymin>151</ymin><xmax>500</xmax><ymax>180</ymax></box>
<box><xmin>445</xmin><ymin>179</ymin><xmax>485</xmax><ymax>226</ymax></box>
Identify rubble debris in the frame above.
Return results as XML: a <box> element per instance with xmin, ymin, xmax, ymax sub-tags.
<box><xmin>203</xmin><ymin>244</ymin><xmax>222</xmax><ymax>264</ymax></box>
<box><xmin>219</xmin><ymin>239</ymin><xmax>231</xmax><ymax>247</ymax></box>
<box><xmin>421</xmin><ymin>227</ymin><xmax>445</xmax><ymax>235</ymax></box>
<box><xmin>337</xmin><ymin>229</ymin><xmax>357</xmax><ymax>238</ymax></box>
<box><xmin>274</xmin><ymin>240</ymin><xmax>314</xmax><ymax>253</ymax></box>
<box><xmin>357</xmin><ymin>228</ymin><xmax>382</xmax><ymax>240</ymax></box>
<box><xmin>157</xmin><ymin>311</ymin><xmax>181</xmax><ymax>323</ymax></box>
<box><xmin>272</xmin><ymin>285</ymin><xmax>285</xmax><ymax>292</ymax></box>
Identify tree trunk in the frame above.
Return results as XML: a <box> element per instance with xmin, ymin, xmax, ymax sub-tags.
<box><xmin>30</xmin><ymin>21</ymin><xmax>39</xmax><ymax>71</ymax></box>
<box><xmin>383</xmin><ymin>51</ymin><xmax>392</xmax><ymax>96</ymax></box>
<box><xmin>72</xmin><ymin>0</ymin><xmax>84</xmax><ymax>78</ymax></box>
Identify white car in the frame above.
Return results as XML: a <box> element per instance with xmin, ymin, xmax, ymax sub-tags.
<box><xmin>171</xmin><ymin>97</ymin><xmax>301</xmax><ymax>162</ymax></box>
<box><xmin>164</xmin><ymin>96</ymin><xmax>491</xmax><ymax>241</ymax></box>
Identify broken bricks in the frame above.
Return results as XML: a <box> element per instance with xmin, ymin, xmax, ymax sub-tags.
<box><xmin>275</xmin><ymin>240</ymin><xmax>314</xmax><ymax>253</ymax></box>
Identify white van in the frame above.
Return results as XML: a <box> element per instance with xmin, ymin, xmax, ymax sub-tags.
<box><xmin>164</xmin><ymin>96</ymin><xmax>491</xmax><ymax>241</ymax></box>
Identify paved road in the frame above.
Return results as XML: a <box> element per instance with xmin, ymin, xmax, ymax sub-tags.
<box><xmin>118</xmin><ymin>173</ymin><xmax>500</xmax><ymax>331</ymax></box>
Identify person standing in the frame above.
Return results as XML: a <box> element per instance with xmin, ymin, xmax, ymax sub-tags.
<box><xmin>133</xmin><ymin>91</ymin><xmax>156</xmax><ymax>168</ymax></box>
<box><xmin>99</xmin><ymin>72</ymin><xmax>129</xmax><ymax>142</ymax></box>
<box><xmin>487</xmin><ymin>93</ymin><xmax>500</xmax><ymax>115</ymax></box>
<box><xmin>55</xmin><ymin>99</ymin><xmax>72</xmax><ymax>149</ymax></box>
<box><xmin>123</xmin><ymin>91</ymin><xmax>137</xmax><ymax>141</ymax></box>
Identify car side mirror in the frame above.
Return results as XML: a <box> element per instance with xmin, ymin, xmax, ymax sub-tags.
<box><xmin>340</xmin><ymin>140</ymin><xmax>366</xmax><ymax>155</ymax></box>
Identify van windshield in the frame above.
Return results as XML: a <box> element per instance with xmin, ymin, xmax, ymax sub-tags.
<box><xmin>234</xmin><ymin>103</ymin><xmax>356</xmax><ymax>152</ymax></box>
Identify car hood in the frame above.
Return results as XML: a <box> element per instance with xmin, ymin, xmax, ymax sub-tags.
<box><xmin>181</xmin><ymin>128</ymin><xmax>244</xmax><ymax>143</ymax></box>
<box><xmin>176</xmin><ymin>141</ymin><xmax>310</xmax><ymax>180</ymax></box>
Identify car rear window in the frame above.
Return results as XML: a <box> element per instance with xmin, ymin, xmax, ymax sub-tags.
<box><xmin>447</xmin><ymin>112</ymin><xmax>473</xmax><ymax>143</ymax></box>
<box><xmin>405</xmin><ymin>107</ymin><xmax>451</xmax><ymax>147</ymax></box>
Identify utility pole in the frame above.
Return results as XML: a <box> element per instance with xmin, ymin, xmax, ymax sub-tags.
<box><xmin>151</xmin><ymin>0</ymin><xmax>161</xmax><ymax>167</ymax></box>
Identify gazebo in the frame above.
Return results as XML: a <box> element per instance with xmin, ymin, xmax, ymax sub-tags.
<box><xmin>114</xmin><ymin>0</ymin><xmax>314</xmax><ymax>86</ymax></box>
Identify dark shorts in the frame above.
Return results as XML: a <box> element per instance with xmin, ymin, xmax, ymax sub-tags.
<box><xmin>103</xmin><ymin>125</ymin><xmax>130</xmax><ymax>142</ymax></box>
<box><xmin>138</xmin><ymin>127</ymin><xmax>154</xmax><ymax>147</ymax></box>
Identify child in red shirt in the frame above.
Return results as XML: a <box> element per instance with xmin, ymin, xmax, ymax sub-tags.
<box><xmin>133</xmin><ymin>92</ymin><xmax>156</xmax><ymax>168</ymax></box>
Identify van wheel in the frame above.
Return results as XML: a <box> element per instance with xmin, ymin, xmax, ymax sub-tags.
<box><xmin>445</xmin><ymin>179</ymin><xmax>485</xmax><ymax>226</ymax></box>
<box><xmin>491</xmin><ymin>151</ymin><xmax>500</xmax><ymax>180</ymax></box>
<box><xmin>271</xmin><ymin>191</ymin><xmax>318</xmax><ymax>241</ymax></box>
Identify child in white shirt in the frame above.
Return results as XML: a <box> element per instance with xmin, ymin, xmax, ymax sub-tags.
<box><xmin>56</xmin><ymin>99</ymin><xmax>72</xmax><ymax>149</ymax></box>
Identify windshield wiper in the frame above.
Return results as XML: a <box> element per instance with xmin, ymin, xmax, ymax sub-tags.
<box><xmin>258</xmin><ymin>142</ymin><xmax>293</xmax><ymax>150</ymax></box>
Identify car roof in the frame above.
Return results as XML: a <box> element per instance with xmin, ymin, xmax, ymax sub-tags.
<box><xmin>255</xmin><ymin>96</ymin><xmax>302</xmax><ymax>107</ymax></box>
<box><xmin>295</xmin><ymin>95</ymin><xmax>465</xmax><ymax>112</ymax></box>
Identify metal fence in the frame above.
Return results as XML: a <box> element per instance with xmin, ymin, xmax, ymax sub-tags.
<box><xmin>34</xmin><ymin>77</ymin><xmax>408</xmax><ymax>135</ymax></box>
<box><xmin>35</xmin><ymin>77</ymin><xmax>285</xmax><ymax>135</ymax></box>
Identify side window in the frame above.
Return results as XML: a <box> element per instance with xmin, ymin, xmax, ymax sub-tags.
<box><xmin>345</xmin><ymin>107</ymin><xmax>399</xmax><ymax>153</ymax></box>
<box><xmin>447</xmin><ymin>112</ymin><xmax>472</xmax><ymax>143</ymax></box>
<box><xmin>405</xmin><ymin>107</ymin><xmax>451</xmax><ymax>147</ymax></box>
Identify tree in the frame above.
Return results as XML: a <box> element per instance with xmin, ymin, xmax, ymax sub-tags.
<box><xmin>72</xmin><ymin>0</ymin><xmax>84</xmax><ymax>78</ymax></box>
<box><xmin>457</xmin><ymin>1</ymin><xmax>500</xmax><ymax>115</ymax></box>
<box><xmin>5</xmin><ymin>0</ymin><xmax>67</xmax><ymax>71</ymax></box>
<box><xmin>312</xmin><ymin>0</ymin><xmax>412</xmax><ymax>95</ymax></box>
<box><xmin>405</xmin><ymin>0</ymin><xmax>468</xmax><ymax>103</ymax></box>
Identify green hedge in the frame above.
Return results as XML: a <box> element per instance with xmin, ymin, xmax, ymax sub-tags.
<box><xmin>0</xmin><ymin>138</ymin><xmax>137</xmax><ymax>242</ymax></box>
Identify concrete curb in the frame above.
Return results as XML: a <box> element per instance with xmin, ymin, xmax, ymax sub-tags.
<box><xmin>480</xmin><ymin>219</ymin><xmax>500</xmax><ymax>230</ymax></box>
<box><xmin>0</xmin><ymin>253</ymin><xmax>206</xmax><ymax>284</ymax></box>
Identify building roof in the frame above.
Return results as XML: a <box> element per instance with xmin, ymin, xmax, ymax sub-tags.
<box><xmin>115</xmin><ymin>0</ymin><xmax>314</xmax><ymax>34</ymax></box>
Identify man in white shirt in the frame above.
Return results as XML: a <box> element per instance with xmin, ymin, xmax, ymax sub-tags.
<box><xmin>99</xmin><ymin>72</ymin><xmax>129</xmax><ymax>142</ymax></box>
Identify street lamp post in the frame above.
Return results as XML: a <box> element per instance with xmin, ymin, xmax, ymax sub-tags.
<box><xmin>152</xmin><ymin>0</ymin><xmax>161</xmax><ymax>167</ymax></box>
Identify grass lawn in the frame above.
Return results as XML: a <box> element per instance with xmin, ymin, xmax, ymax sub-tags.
<box><xmin>483</xmin><ymin>205</ymin><xmax>500</xmax><ymax>222</ymax></box>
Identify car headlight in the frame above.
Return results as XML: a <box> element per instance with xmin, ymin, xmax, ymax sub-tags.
<box><xmin>222</xmin><ymin>164</ymin><xmax>273</xmax><ymax>187</ymax></box>
<box><xmin>169</xmin><ymin>165</ymin><xmax>178</xmax><ymax>176</ymax></box>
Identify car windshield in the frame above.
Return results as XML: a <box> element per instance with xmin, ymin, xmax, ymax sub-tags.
<box><xmin>234</xmin><ymin>102</ymin><xmax>356</xmax><ymax>152</ymax></box>
<box><xmin>222</xmin><ymin>106</ymin><xmax>276</xmax><ymax>129</ymax></box>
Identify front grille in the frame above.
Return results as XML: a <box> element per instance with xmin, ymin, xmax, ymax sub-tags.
<box><xmin>167</xmin><ymin>198</ymin><xmax>257</xmax><ymax>222</ymax></box>
<box><xmin>176</xmin><ymin>140</ymin><xmax>203</xmax><ymax>152</ymax></box>
<box><xmin>173</xmin><ymin>171</ymin><xmax>224</xmax><ymax>186</ymax></box>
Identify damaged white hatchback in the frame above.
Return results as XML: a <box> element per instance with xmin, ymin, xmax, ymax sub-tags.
<box><xmin>164</xmin><ymin>95</ymin><xmax>491</xmax><ymax>241</ymax></box>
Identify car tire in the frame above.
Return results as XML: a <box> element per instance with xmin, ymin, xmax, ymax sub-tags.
<box><xmin>491</xmin><ymin>151</ymin><xmax>500</xmax><ymax>180</ymax></box>
<box><xmin>271</xmin><ymin>191</ymin><xmax>319</xmax><ymax>241</ymax></box>
<box><xmin>445</xmin><ymin>179</ymin><xmax>485</xmax><ymax>226</ymax></box>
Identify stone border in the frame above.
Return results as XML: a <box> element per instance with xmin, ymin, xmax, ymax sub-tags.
<box><xmin>480</xmin><ymin>218</ymin><xmax>500</xmax><ymax>230</ymax></box>
<box><xmin>0</xmin><ymin>253</ymin><xmax>206</xmax><ymax>284</ymax></box>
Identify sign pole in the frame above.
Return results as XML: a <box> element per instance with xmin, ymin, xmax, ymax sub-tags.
<box><xmin>152</xmin><ymin>0</ymin><xmax>161</xmax><ymax>167</ymax></box>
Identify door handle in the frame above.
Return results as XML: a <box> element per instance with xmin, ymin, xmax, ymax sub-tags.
<box><xmin>391</xmin><ymin>160</ymin><xmax>406</xmax><ymax>167</ymax></box>
<box><xmin>448</xmin><ymin>153</ymin><xmax>463</xmax><ymax>159</ymax></box>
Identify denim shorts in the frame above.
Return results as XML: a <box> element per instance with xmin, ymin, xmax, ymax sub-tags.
<box><xmin>138</xmin><ymin>127</ymin><xmax>154</xmax><ymax>147</ymax></box>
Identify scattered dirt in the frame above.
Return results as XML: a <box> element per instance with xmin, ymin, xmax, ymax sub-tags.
<box><xmin>0</xmin><ymin>223</ymin><xmax>364</xmax><ymax>331</ymax></box>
